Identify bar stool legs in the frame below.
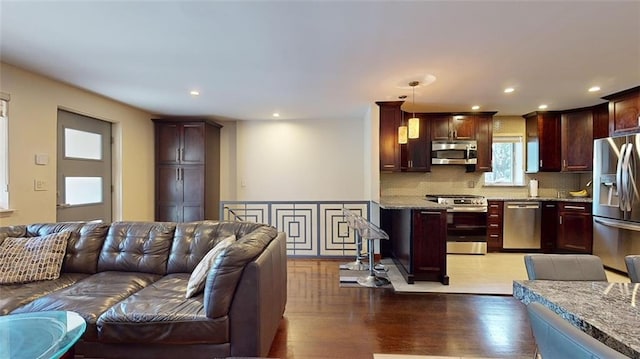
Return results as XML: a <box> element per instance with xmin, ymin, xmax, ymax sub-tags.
<box><xmin>357</xmin><ymin>238</ymin><xmax>390</xmax><ymax>288</ymax></box>
<box><xmin>342</xmin><ymin>232</ymin><xmax>367</xmax><ymax>271</ymax></box>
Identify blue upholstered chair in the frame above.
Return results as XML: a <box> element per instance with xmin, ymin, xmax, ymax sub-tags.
<box><xmin>523</xmin><ymin>254</ymin><xmax>608</xmax><ymax>281</ymax></box>
<box><xmin>527</xmin><ymin>302</ymin><xmax>628</xmax><ymax>359</ymax></box>
<box><xmin>625</xmin><ymin>255</ymin><xmax>640</xmax><ymax>283</ymax></box>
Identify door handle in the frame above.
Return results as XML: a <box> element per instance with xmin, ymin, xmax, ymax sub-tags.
<box><xmin>56</xmin><ymin>203</ymin><xmax>71</xmax><ymax>208</ymax></box>
<box><xmin>564</xmin><ymin>205</ymin><xmax>586</xmax><ymax>210</ymax></box>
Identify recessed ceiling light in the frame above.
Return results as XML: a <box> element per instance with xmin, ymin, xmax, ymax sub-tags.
<box><xmin>504</xmin><ymin>87</ymin><xmax>515</xmax><ymax>93</ymax></box>
<box><xmin>588</xmin><ymin>86</ymin><xmax>601</xmax><ymax>92</ymax></box>
<box><xmin>272</xmin><ymin>113</ymin><xmax>280</xmax><ymax>118</ymax></box>
<box><xmin>538</xmin><ymin>104</ymin><xmax>548</xmax><ymax>110</ymax></box>
<box><xmin>471</xmin><ymin>105</ymin><xmax>480</xmax><ymax>110</ymax></box>
<box><xmin>190</xmin><ymin>90</ymin><xmax>200</xmax><ymax>96</ymax></box>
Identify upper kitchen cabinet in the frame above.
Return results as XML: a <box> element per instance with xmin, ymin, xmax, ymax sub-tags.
<box><xmin>431</xmin><ymin>114</ymin><xmax>476</xmax><ymax>140</ymax></box>
<box><xmin>592</xmin><ymin>102</ymin><xmax>610</xmax><ymax>139</ymax></box>
<box><xmin>377</xmin><ymin>101</ymin><xmax>431</xmax><ymax>172</ymax></box>
<box><xmin>402</xmin><ymin>113</ymin><xmax>431</xmax><ymax>172</ymax></box>
<box><xmin>524</xmin><ymin>111</ymin><xmax>561</xmax><ymax>172</ymax></box>
<box><xmin>377</xmin><ymin>101</ymin><xmax>403</xmax><ymax>171</ymax></box>
<box><xmin>602</xmin><ymin>86</ymin><xmax>640</xmax><ymax>135</ymax></box>
<box><xmin>475</xmin><ymin>114</ymin><xmax>495</xmax><ymax>172</ymax></box>
<box><xmin>560</xmin><ymin>108</ymin><xmax>593</xmax><ymax>172</ymax></box>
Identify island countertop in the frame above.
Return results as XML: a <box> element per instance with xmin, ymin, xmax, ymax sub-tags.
<box><xmin>376</xmin><ymin>196</ymin><xmax>449</xmax><ymax>210</ymax></box>
<box><xmin>513</xmin><ymin>280</ymin><xmax>639</xmax><ymax>358</ymax></box>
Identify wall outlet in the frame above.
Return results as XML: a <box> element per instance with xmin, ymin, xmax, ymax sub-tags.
<box><xmin>34</xmin><ymin>179</ymin><xmax>48</xmax><ymax>191</ymax></box>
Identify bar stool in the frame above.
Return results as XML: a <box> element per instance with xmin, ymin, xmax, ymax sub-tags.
<box><xmin>341</xmin><ymin>208</ymin><xmax>367</xmax><ymax>271</ymax></box>
<box><xmin>356</xmin><ymin>219</ymin><xmax>390</xmax><ymax>288</ymax></box>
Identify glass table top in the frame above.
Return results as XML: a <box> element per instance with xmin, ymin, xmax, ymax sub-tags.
<box><xmin>0</xmin><ymin>311</ymin><xmax>86</xmax><ymax>359</ymax></box>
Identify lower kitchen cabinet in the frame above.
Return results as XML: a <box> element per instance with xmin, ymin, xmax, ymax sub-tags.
<box><xmin>487</xmin><ymin>200</ymin><xmax>503</xmax><ymax>251</ymax></box>
<box><xmin>557</xmin><ymin>202</ymin><xmax>593</xmax><ymax>253</ymax></box>
<box><xmin>381</xmin><ymin>208</ymin><xmax>448</xmax><ymax>285</ymax></box>
<box><xmin>541</xmin><ymin>202</ymin><xmax>558</xmax><ymax>253</ymax></box>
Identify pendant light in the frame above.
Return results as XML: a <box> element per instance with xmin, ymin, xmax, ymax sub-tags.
<box><xmin>397</xmin><ymin>95</ymin><xmax>408</xmax><ymax>144</ymax></box>
<box><xmin>408</xmin><ymin>81</ymin><xmax>420</xmax><ymax>139</ymax></box>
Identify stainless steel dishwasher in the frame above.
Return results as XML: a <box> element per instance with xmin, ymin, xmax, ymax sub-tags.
<box><xmin>503</xmin><ymin>201</ymin><xmax>541</xmax><ymax>249</ymax></box>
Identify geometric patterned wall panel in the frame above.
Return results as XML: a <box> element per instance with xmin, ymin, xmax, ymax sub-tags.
<box><xmin>271</xmin><ymin>203</ymin><xmax>317</xmax><ymax>256</ymax></box>
<box><xmin>319</xmin><ymin>203</ymin><xmax>368</xmax><ymax>257</ymax></box>
<box><xmin>220</xmin><ymin>201</ymin><xmax>370</xmax><ymax>258</ymax></box>
<box><xmin>222</xmin><ymin>203</ymin><xmax>269</xmax><ymax>224</ymax></box>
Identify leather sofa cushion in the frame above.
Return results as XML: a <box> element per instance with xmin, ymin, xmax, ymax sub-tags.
<box><xmin>20</xmin><ymin>222</ymin><xmax>110</xmax><ymax>274</ymax></box>
<box><xmin>204</xmin><ymin>225</ymin><xmax>278</xmax><ymax>318</ymax></box>
<box><xmin>167</xmin><ymin>221</ymin><xmax>267</xmax><ymax>274</ymax></box>
<box><xmin>12</xmin><ymin>271</ymin><xmax>161</xmax><ymax>341</ymax></box>
<box><xmin>0</xmin><ymin>273</ymin><xmax>89</xmax><ymax>315</ymax></box>
<box><xmin>98</xmin><ymin>274</ymin><xmax>229</xmax><ymax>344</ymax></box>
<box><xmin>0</xmin><ymin>225</ymin><xmax>26</xmax><ymax>246</ymax></box>
<box><xmin>168</xmin><ymin>221</ymin><xmax>220</xmax><ymax>273</ymax></box>
<box><xmin>98</xmin><ymin>222</ymin><xmax>176</xmax><ymax>275</ymax></box>
<box><xmin>63</xmin><ymin>222</ymin><xmax>110</xmax><ymax>274</ymax></box>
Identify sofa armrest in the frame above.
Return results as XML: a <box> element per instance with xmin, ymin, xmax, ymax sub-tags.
<box><xmin>228</xmin><ymin>231</ymin><xmax>287</xmax><ymax>357</ymax></box>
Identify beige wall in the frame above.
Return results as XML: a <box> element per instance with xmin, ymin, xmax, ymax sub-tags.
<box><xmin>0</xmin><ymin>63</ymin><xmax>154</xmax><ymax>226</ymax></box>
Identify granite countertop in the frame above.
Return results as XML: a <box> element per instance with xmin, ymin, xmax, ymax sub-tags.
<box><xmin>376</xmin><ymin>196</ymin><xmax>450</xmax><ymax>210</ymax></box>
<box><xmin>513</xmin><ymin>280</ymin><xmax>640</xmax><ymax>358</ymax></box>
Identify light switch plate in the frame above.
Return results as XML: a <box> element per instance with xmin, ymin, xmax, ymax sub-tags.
<box><xmin>35</xmin><ymin>154</ymin><xmax>49</xmax><ymax>165</ymax></box>
<box><xmin>34</xmin><ymin>179</ymin><xmax>47</xmax><ymax>191</ymax></box>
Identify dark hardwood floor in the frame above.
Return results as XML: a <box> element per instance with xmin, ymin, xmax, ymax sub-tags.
<box><xmin>268</xmin><ymin>259</ymin><xmax>536</xmax><ymax>359</ymax></box>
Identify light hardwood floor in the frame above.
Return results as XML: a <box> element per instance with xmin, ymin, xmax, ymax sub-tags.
<box><xmin>387</xmin><ymin>253</ymin><xmax>630</xmax><ymax>295</ymax></box>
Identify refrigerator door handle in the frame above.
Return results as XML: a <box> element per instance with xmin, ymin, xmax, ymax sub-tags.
<box><xmin>594</xmin><ymin>217</ymin><xmax>640</xmax><ymax>232</ymax></box>
<box><xmin>623</xmin><ymin>143</ymin><xmax>634</xmax><ymax>212</ymax></box>
<box><xmin>617</xmin><ymin>143</ymin><xmax>626</xmax><ymax>211</ymax></box>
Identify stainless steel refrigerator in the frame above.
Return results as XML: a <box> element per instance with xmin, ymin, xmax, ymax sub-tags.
<box><xmin>593</xmin><ymin>135</ymin><xmax>640</xmax><ymax>272</ymax></box>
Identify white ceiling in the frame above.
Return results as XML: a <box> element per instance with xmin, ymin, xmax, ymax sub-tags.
<box><xmin>1</xmin><ymin>1</ymin><xmax>639</xmax><ymax>121</ymax></box>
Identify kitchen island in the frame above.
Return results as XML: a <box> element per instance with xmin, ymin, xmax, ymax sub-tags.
<box><xmin>378</xmin><ymin>196</ymin><xmax>450</xmax><ymax>284</ymax></box>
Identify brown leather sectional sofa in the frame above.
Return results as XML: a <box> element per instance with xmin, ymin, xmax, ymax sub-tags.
<box><xmin>0</xmin><ymin>220</ymin><xmax>287</xmax><ymax>359</ymax></box>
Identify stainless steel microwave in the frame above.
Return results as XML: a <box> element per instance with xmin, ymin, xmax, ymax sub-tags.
<box><xmin>431</xmin><ymin>140</ymin><xmax>478</xmax><ymax>165</ymax></box>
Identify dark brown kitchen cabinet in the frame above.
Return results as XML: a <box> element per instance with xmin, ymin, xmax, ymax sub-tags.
<box><xmin>602</xmin><ymin>86</ymin><xmax>640</xmax><ymax>136</ymax></box>
<box><xmin>154</xmin><ymin>119</ymin><xmax>221</xmax><ymax>222</ymax></box>
<box><xmin>377</xmin><ymin>101</ymin><xmax>431</xmax><ymax>172</ymax></box>
<box><xmin>403</xmin><ymin>113</ymin><xmax>431</xmax><ymax>172</ymax></box>
<box><xmin>156</xmin><ymin>165</ymin><xmax>205</xmax><ymax>222</ymax></box>
<box><xmin>557</xmin><ymin>202</ymin><xmax>593</xmax><ymax>254</ymax></box>
<box><xmin>475</xmin><ymin>115</ymin><xmax>494</xmax><ymax>172</ymax></box>
<box><xmin>382</xmin><ymin>208</ymin><xmax>448</xmax><ymax>285</ymax></box>
<box><xmin>592</xmin><ymin>103</ymin><xmax>610</xmax><ymax>139</ymax></box>
<box><xmin>524</xmin><ymin>111</ymin><xmax>561</xmax><ymax>172</ymax></box>
<box><xmin>561</xmin><ymin>108</ymin><xmax>593</xmax><ymax>172</ymax></box>
<box><xmin>486</xmin><ymin>200</ymin><xmax>503</xmax><ymax>251</ymax></box>
<box><xmin>377</xmin><ymin>101</ymin><xmax>403</xmax><ymax>171</ymax></box>
<box><xmin>541</xmin><ymin>202</ymin><xmax>558</xmax><ymax>253</ymax></box>
<box><xmin>431</xmin><ymin>115</ymin><xmax>476</xmax><ymax>140</ymax></box>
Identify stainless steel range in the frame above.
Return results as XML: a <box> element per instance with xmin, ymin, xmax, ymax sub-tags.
<box><xmin>425</xmin><ymin>194</ymin><xmax>488</xmax><ymax>254</ymax></box>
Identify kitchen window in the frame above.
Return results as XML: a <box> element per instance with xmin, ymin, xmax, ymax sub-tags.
<box><xmin>0</xmin><ymin>98</ymin><xmax>9</xmax><ymax>210</ymax></box>
<box><xmin>484</xmin><ymin>135</ymin><xmax>524</xmax><ymax>186</ymax></box>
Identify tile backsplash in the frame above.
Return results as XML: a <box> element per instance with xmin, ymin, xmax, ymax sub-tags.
<box><xmin>380</xmin><ymin>166</ymin><xmax>592</xmax><ymax>198</ymax></box>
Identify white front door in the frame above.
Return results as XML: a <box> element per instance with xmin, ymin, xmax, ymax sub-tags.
<box><xmin>56</xmin><ymin>110</ymin><xmax>112</xmax><ymax>222</ymax></box>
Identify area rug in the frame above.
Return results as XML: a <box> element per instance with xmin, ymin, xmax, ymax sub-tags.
<box><xmin>338</xmin><ymin>263</ymin><xmax>393</xmax><ymax>289</ymax></box>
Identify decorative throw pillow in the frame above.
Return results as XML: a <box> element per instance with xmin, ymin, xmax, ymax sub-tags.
<box><xmin>0</xmin><ymin>232</ymin><xmax>70</xmax><ymax>284</ymax></box>
<box><xmin>185</xmin><ymin>235</ymin><xmax>236</xmax><ymax>298</ymax></box>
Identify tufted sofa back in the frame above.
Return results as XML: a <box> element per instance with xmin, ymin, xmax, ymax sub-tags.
<box><xmin>167</xmin><ymin>221</ymin><xmax>268</xmax><ymax>273</ymax></box>
<box><xmin>97</xmin><ymin>222</ymin><xmax>176</xmax><ymax>275</ymax></box>
<box><xmin>1</xmin><ymin>220</ymin><xmax>275</xmax><ymax>276</ymax></box>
